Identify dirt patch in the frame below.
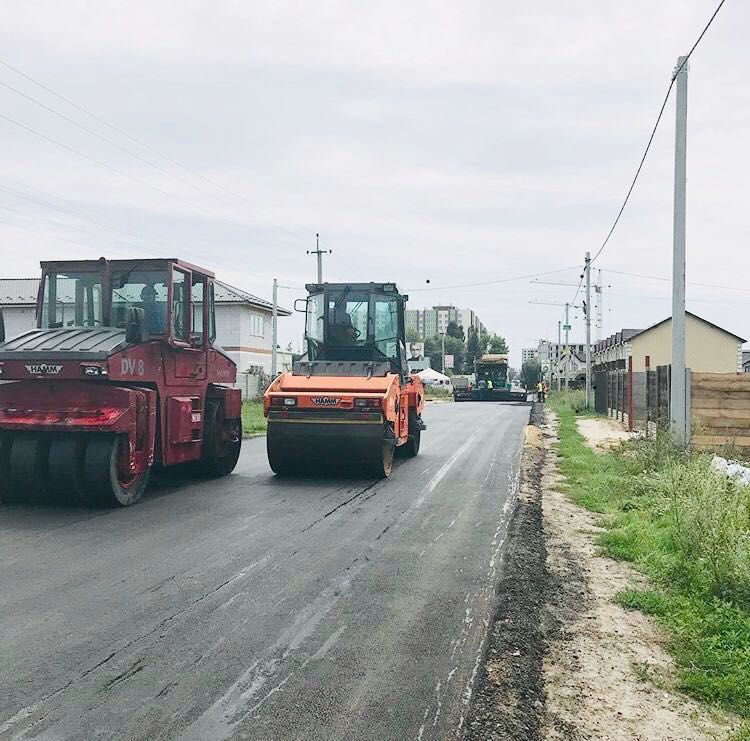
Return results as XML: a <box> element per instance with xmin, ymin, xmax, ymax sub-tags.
<box><xmin>542</xmin><ymin>410</ymin><xmax>738</xmax><ymax>741</ymax></box>
<box><xmin>576</xmin><ymin>416</ymin><xmax>630</xmax><ymax>451</ymax></box>
<box><xmin>464</xmin><ymin>402</ymin><xmax>547</xmax><ymax>741</ymax></box>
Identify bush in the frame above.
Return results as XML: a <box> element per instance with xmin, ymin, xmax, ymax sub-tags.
<box><xmin>656</xmin><ymin>457</ymin><xmax>750</xmax><ymax>607</ymax></box>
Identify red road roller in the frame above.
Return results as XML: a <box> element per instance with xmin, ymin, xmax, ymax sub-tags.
<box><xmin>0</xmin><ymin>257</ymin><xmax>242</xmax><ymax>506</ymax></box>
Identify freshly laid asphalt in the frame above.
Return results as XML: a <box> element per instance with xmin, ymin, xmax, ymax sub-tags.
<box><xmin>0</xmin><ymin>401</ymin><xmax>530</xmax><ymax>741</ymax></box>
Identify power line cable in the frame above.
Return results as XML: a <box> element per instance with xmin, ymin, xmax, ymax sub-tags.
<box><xmin>0</xmin><ymin>110</ymin><xmax>307</xmax><ymax>248</ymax></box>
<box><xmin>0</xmin><ymin>76</ymin><xmax>307</xmax><ymax>242</ymax></box>
<box><xmin>561</xmin><ymin>0</ymin><xmax>728</xmax><ymax>331</ymax></box>
<box><xmin>0</xmin><ymin>57</ymin><xmax>317</xmax><ymax>244</ymax></box>
<box><xmin>602</xmin><ymin>266</ymin><xmax>750</xmax><ymax>293</ymax></box>
<box><xmin>588</xmin><ymin>0</ymin><xmax>728</xmax><ymax>268</ymax></box>
<box><xmin>406</xmin><ymin>266</ymin><xmax>580</xmax><ymax>293</ymax></box>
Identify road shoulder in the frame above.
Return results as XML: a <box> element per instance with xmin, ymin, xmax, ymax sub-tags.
<box><xmin>541</xmin><ymin>409</ymin><xmax>735</xmax><ymax>741</ymax></box>
<box><xmin>464</xmin><ymin>403</ymin><xmax>547</xmax><ymax>740</ymax></box>
<box><xmin>464</xmin><ymin>405</ymin><xmax>739</xmax><ymax>741</ymax></box>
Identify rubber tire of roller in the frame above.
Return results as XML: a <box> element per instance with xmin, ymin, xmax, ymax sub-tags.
<box><xmin>266</xmin><ymin>426</ymin><xmax>299</xmax><ymax>476</ymax></box>
<box><xmin>367</xmin><ymin>436</ymin><xmax>395</xmax><ymax>478</ymax></box>
<box><xmin>8</xmin><ymin>433</ymin><xmax>51</xmax><ymax>504</ymax></box>
<box><xmin>0</xmin><ymin>433</ymin><xmax>13</xmax><ymax>505</ymax></box>
<box><xmin>200</xmin><ymin>400</ymin><xmax>242</xmax><ymax>477</ymax></box>
<box><xmin>83</xmin><ymin>435</ymin><xmax>150</xmax><ymax>507</ymax></box>
<box><xmin>48</xmin><ymin>436</ymin><xmax>89</xmax><ymax>505</ymax></box>
<box><xmin>399</xmin><ymin>410</ymin><xmax>421</xmax><ymax>458</ymax></box>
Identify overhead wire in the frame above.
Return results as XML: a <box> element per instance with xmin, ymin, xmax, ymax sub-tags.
<box><xmin>558</xmin><ymin>0</ymin><xmax>729</xmax><ymax>334</ymax></box>
<box><xmin>406</xmin><ymin>266</ymin><xmax>580</xmax><ymax>293</ymax></box>
<box><xmin>602</xmin><ymin>266</ymin><xmax>750</xmax><ymax>293</ymax></box>
<box><xmin>588</xmin><ymin>0</ymin><xmax>727</xmax><ymax>268</ymax></box>
<box><xmin>0</xmin><ymin>56</ymin><xmax>317</xmax><ymax>244</ymax></box>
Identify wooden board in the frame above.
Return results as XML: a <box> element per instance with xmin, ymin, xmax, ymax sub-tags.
<box><xmin>691</xmin><ymin>389</ymin><xmax>750</xmax><ymax>403</ymax></box>
<box><xmin>693</xmin><ymin>434</ymin><xmax>750</xmax><ymax>449</ymax></box>
<box><xmin>692</xmin><ymin>407</ymin><xmax>750</xmax><ymax>420</ymax></box>
<box><xmin>692</xmin><ymin>377</ymin><xmax>750</xmax><ymax>392</ymax></box>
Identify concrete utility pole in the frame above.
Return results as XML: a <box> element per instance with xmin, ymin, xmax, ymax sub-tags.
<box><xmin>595</xmin><ymin>270</ymin><xmax>604</xmax><ymax>342</ymax></box>
<box><xmin>271</xmin><ymin>278</ymin><xmax>278</xmax><ymax>378</ymax></box>
<box><xmin>671</xmin><ymin>56</ymin><xmax>689</xmax><ymax>446</ymax></box>
<box><xmin>564</xmin><ymin>302</ymin><xmax>570</xmax><ymax>391</ymax></box>
<box><xmin>585</xmin><ymin>252</ymin><xmax>592</xmax><ymax>408</ymax></box>
<box><xmin>557</xmin><ymin>320</ymin><xmax>562</xmax><ymax>391</ymax></box>
<box><xmin>307</xmin><ymin>233</ymin><xmax>331</xmax><ymax>284</ymax></box>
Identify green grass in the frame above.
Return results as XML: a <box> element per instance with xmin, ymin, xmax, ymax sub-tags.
<box><xmin>242</xmin><ymin>399</ymin><xmax>267</xmax><ymax>435</ymax></box>
<box><xmin>549</xmin><ymin>391</ymin><xmax>750</xmax><ymax>719</ymax></box>
<box><xmin>424</xmin><ymin>385</ymin><xmax>453</xmax><ymax>400</ymax></box>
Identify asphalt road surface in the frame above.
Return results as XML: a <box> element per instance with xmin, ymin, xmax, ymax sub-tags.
<box><xmin>0</xmin><ymin>401</ymin><xmax>530</xmax><ymax>741</ymax></box>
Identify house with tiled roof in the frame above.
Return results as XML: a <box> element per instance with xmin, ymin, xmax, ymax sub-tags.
<box><xmin>0</xmin><ymin>277</ymin><xmax>292</xmax><ymax>377</ymax></box>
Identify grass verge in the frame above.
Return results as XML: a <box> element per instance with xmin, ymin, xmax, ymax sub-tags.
<box><xmin>242</xmin><ymin>399</ymin><xmax>267</xmax><ymax>436</ymax></box>
<box><xmin>424</xmin><ymin>386</ymin><xmax>453</xmax><ymax>400</ymax></box>
<box><xmin>549</xmin><ymin>391</ymin><xmax>750</xmax><ymax>724</ymax></box>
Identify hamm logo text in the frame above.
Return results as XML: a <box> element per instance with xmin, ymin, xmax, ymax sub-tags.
<box><xmin>311</xmin><ymin>397</ymin><xmax>341</xmax><ymax>406</ymax></box>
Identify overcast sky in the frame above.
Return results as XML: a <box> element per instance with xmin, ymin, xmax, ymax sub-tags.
<box><xmin>0</xmin><ymin>1</ymin><xmax>747</xmax><ymax>365</ymax></box>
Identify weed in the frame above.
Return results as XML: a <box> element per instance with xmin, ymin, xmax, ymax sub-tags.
<box><xmin>550</xmin><ymin>389</ymin><xmax>587</xmax><ymax>414</ymax></box>
<box><xmin>550</xmin><ymin>397</ymin><xmax>750</xmax><ymax>719</ymax></box>
<box><xmin>242</xmin><ymin>400</ymin><xmax>267</xmax><ymax>435</ymax></box>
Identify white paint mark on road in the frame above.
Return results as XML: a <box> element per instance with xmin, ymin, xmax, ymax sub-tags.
<box><xmin>432</xmin><ymin>680</ymin><xmax>443</xmax><ymax>726</ymax></box>
<box><xmin>416</xmin><ymin>706</ymin><xmax>430</xmax><ymax>741</ymax></box>
<box><xmin>414</xmin><ymin>431</ymin><xmax>482</xmax><ymax>509</ymax></box>
<box><xmin>180</xmin><ymin>566</ymin><xmax>360</xmax><ymax>740</ymax></box>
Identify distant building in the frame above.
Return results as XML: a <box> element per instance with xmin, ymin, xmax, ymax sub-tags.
<box><xmin>521</xmin><ymin>347</ymin><xmax>537</xmax><ymax>364</ymax></box>
<box><xmin>743</xmin><ymin>350</ymin><xmax>750</xmax><ymax>373</ymax></box>
<box><xmin>536</xmin><ymin>339</ymin><xmax>588</xmax><ymax>386</ymax></box>
<box><xmin>0</xmin><ymin>277</ymin><xmax>291</xmax><ymax>375</ymax></box>
<box><xmin>592</xmin><ymin>312</ymin><xmax>744</xmax><ymax>373</ymax></box>
<box><xmin>405</xmin><ymin>305</ymin><xmax>485</xmax><ymax>339</ymax></box>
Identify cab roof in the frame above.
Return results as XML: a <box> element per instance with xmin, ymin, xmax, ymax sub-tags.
<box><xmin>40</xmin><ymin>258</ymin><xmax>215</xmax><ymax>279</ymax></box>
<box><xmin>306</xmin><ymin>282</ymin><xmax>405</xmax><ymax>297</ymax></box>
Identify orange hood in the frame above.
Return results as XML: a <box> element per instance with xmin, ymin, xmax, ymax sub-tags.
<box><xmin>270</xmin><ymin>372</ymin><xmax>397</xmax><ymax>395</ymax></box>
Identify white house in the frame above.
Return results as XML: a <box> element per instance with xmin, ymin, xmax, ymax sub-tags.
<box><xmin>0</xmin><ymin>277</ymin><xmax>291</xmax><ymax>375</ymax></box>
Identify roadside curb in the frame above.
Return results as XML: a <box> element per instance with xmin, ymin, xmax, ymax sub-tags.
<box><xmin>464</xmin><ymin>402</ymin><xmax>548</xmax><ymax>741</ymax></box>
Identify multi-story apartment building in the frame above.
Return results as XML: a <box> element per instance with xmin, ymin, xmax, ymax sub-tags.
<box><xmin>521</xmin><ymin>347</ymin><xmax>537</xmax><ymax>364</ymax></box>
<box><xmin>405</xmin><ymin>305</ymin><xmax>486</xmax><ymax>339</ymax></box>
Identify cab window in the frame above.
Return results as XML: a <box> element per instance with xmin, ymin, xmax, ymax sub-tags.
<box><xmin>41</xmin><ymin>271</ymin><xmax>102</xmax><ymax>328</ymax></box>
<box><xmin>110</xmin><ymin>268</ymin><xmax>168</xmax><ymax>334</ymax></box>
<box><xmin>208</xmin><ymin>282</ymin><xmax>217</xmax><ymax>344</ymax></box>
<box><xmin>191</xmin><ymin>275</ymin><xmax>205</xmax><ymax>345</ymax></box>
<box><xmin>172</xmin><ymin>268</ymin><xmax>189</xmax><ymax>342</ymax></box>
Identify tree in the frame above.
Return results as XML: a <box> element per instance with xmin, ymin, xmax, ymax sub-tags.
<box><xmin>478</xmin><ymin>329</ymin><xmax>490</xmax><ymax>355</ymax></box>
<box><xmin>465</xmin><ymin>326</ymin><xmax>482</xmax><ymax>369</ymax></box>
<box><xmin>521</xmin><ymin>359</ymin><xmax>541</xmax><ymax>389</ymax></box>
<box><xmin>446</xmin><ymin>321</ymin><xmax>465</xmax><ymax>343</ymax></box>
<box><xmin>487</xmin><ymin>334</ymin><xmax>509</xmax><ymax>354</ymax></box>
<box><xmin>507</xmin><ymin>366</ymin><xmax>518</xmax><ymax>381</ymax></box>
<box><xmin>425</xmin><ymin>334</ymin><xmax>466</xmax><ymax>374</ymax></box>
<box><xmin>406</xmin><ymin>327</ymin><xmax>422</xmax><ymax>342</ymax></box>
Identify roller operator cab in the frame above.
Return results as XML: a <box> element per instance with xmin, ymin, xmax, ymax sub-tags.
<box><xmin>0</xmin><ymin>258</ymin><xmax>242</xmax><ymax>507</ymax></box>
<box><xmin>263</xmin><ymin>282</ymin><xmax>425</xmax><ymax>478</ymax></box>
